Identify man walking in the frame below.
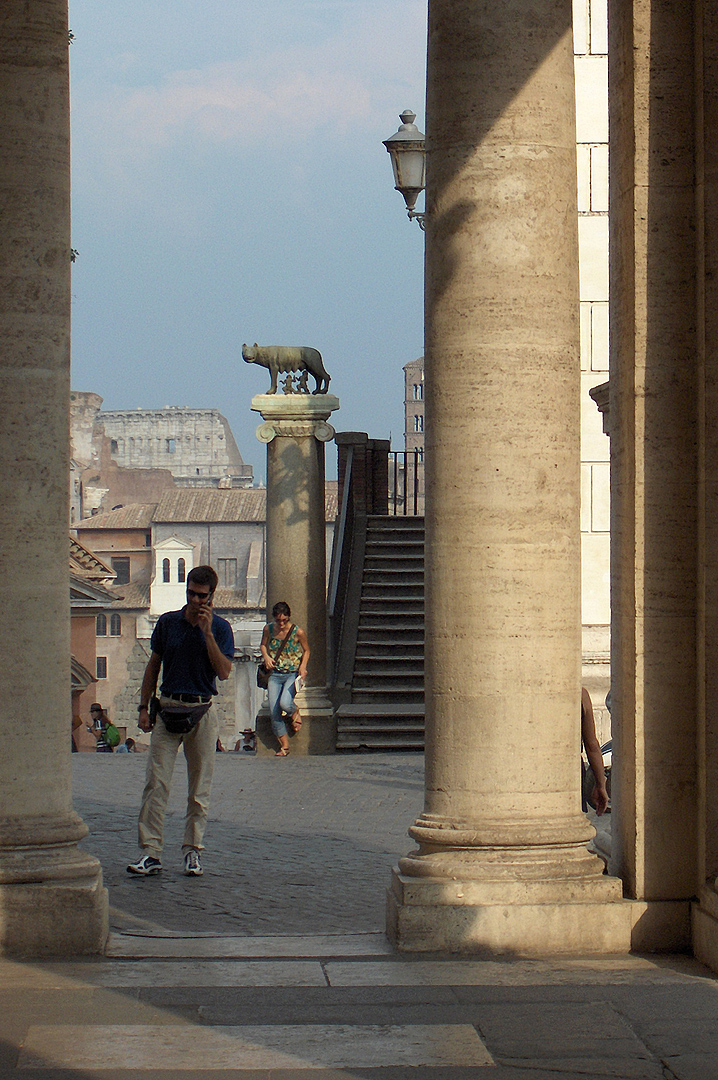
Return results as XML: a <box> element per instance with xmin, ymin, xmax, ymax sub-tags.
<box><xmin>127</xmin><ymin>565</ymin><xmax>234</xmax><ymax>878</ymax></box>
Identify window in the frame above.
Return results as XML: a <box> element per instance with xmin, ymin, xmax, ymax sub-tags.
<box><xmin>218</xmin><ymin>558</ymin><xmax>238</xmax><ymax>587</ymax></box>
<box><xmin>96</xmin><ymin>656</ymin><xmax>107</xmax><ymax>679</ymax></box>
<box><xmin>177</xmin><ymin>558</ymin><xmax>186</xmax><ymax>583</ymax></box>
<box><xmin>111</xmin><ymin>557</ymin><xmax>130</xmax><ymax>585</ymax></box>
<box><xmin>413</xmin><ymin>383</ymin><xmax>424</xmax><ymax>400</ymax></box>
<box><xmin>414</xmin><ymin>414</ymin><xmax>424</xmax><ymax>433</ymax></box>
<box><xmin>96</xmin><ymin>613</ymin><xmax>107</xmax><ymax>636</ymax></box>
<box><xmin>166</xmin><ymin>438</ymin><xmax>176</xmax><ymax>453</ymax></box>
<box><xmin>162</xmin><ymin>558</ymin><xmax>170</xmax><ymax>583</ymax></box>
<box><xmin>145</xmin><ymin>533</ymin><xmax>151</xmax><ymax>547</ymax></box>
<box><xmin>110</xmin><ymin>613</ymin><xmax>121</xmax><ymax>636</ymax></box>
<box><xmin>110</xmin><ymin>439</ymin><xmax>118</xmax><ymax>453</ymax></box>
<box><xmin>417</xmin><ymin>447</ymin><xmax>424</xmax><ymax>462</ymax></box>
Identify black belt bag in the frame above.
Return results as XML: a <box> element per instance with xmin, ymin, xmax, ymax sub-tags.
<box><xmin>152</xmin><ymin>695</ymin><xmax>212</xmax><ymax>735</ymax></box>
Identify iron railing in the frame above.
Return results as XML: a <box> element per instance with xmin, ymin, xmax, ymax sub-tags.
<box><xmin>388</xmin><ymin>449</ymin><xmax>424</xmax><ymax>516</ymax></box>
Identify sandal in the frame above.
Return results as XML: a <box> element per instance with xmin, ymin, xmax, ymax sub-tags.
<box><xmin>291</xmin><ymin>710</ymin><xmax>302</xmax><ymax>732</ymax></box>
<box><xmin>275</xmin><ymin>747</ymin><xmax>290</xmax><ymax>757</ymax></box>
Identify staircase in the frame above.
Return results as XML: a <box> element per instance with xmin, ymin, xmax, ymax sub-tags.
<box><xmin>335</xmin><ymin>516</ymin><xmax>425</xmax><ymax>749</ymax></box>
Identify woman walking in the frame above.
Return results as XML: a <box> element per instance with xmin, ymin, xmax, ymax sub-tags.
<box><xmin>260</xmin><ymin>602</ymin><xmax>309</xmax><ymax>757</ymax></box>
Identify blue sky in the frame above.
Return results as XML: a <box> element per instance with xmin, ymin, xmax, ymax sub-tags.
<box><xmin>68</xmin><ymin>1</ymin><xmax>427</xmax><ymax>482</ymax></box>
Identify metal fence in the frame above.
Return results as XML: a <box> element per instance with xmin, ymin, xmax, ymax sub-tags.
<box><xmin>388</xmin><ymin>449</ymin><xmax>424</xmax><ymax>516</ymax></box>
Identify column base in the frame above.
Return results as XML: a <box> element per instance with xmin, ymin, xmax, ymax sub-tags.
<box><xmin>386</xmin><ymin>868</ymin><xmax>633</xmax><ymax>955</ymax></box>
<box><xmin>0</xmin><ymin>845</ymin><xmax>108</xmax><ymax>957</ymax></box>
<box><xmin>256</xmin><ymin>686</ymin><xmax>336</xmax><ymax>756</ymax></box>
<box><xmin>691</xmin><ymin>885</ymin><xmax>718</xmax><ymax>972</ymax></box>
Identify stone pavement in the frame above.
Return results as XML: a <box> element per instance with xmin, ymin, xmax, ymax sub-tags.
<box><xmin>1</xmin><ymin>753</ymin><xmax>717</xmax><ymax>1078</ymax></box>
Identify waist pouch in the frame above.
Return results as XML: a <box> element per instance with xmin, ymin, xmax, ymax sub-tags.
<box><xmin>156</xmin><ymin>696</ymin><xmax>212</xmax><ymax>735</ymax></box>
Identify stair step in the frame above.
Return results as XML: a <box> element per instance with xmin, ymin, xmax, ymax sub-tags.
<box><xmin>336</xmin><ymin>702</ymin><xmax>425</xmax><ymax>714</ymax></box>
<box><xmin>367</xmin><ymin>516</ymin><xmax>425</xmax><ymax>528</ymax></box>
<box><xmin>354</xmin><ymin>656</ymin><xmax>423</xmax><ymax>665</ymax></box>
<box><xmin>353</xmin><ymin>692</ymin><xmax>424</xmax><ymax>704</ymax></box>
<box><xmin>360</xmin><ymin>597</ymin><xmax>424</xmax><ymax>608</ymax></box>
<box><xmin>362</xmin><ymin>591</ymin><xmax>424</xmax><ymax>602</ymax></box>
<box><xmin>358</xmin><ymin>621</ymin><xmax>424</xmax><ymax>634</ymax></box>
<box><xmin>360</xmin><ymin>570</ymin><xmax>423</xmax><ymax>578</ymax></box>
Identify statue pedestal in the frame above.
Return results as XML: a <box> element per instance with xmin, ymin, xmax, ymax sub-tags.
<box><xmin>255</xmin><ymin>686</ymin><xmax>336</xmax><ymax>756</ymax></box>
<box><xmin>252</xmin><ymin>393</ymin><xmax>340</xmax><ymax>756</ymax></box>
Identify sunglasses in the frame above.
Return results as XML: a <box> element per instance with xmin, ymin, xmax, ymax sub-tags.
<box><xmin>187</xmin><ymin>588</ymin><xmax>212</xmax><ymax>601</ymax></box>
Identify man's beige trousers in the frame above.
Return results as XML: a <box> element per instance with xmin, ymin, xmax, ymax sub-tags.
<box><xmin>138</xmin><ymin>710</ymin><xmax>219</xmax><ymax>857</ymax></box>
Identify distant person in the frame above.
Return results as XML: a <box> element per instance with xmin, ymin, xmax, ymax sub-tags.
<box><xmin>581</xmin><ymin>687</ymin><xmax>609</xmax><ymax>815</ymax></box>
<box><xmin>236</xmin><ymin>729</ymin><xmax>257</xmax><ymax>753</ymax></box>
<box><xmin>116</xmin><ymin>737</ymin><xmax>136</xmax><ymax>754</ymax></box>
<box><xmin>72</xmin><ymin>713</ymin><xmax>82</xmax><ymax>753</ymax></box>
<box><xmin>260</xmin><ymin>602</ymin><xmax>309</xmax><ymax>757</ymax></box>
<box><xmin>127</xmin><ymin>565</ymin><xmax>234</xmax><ymax>878</ymax></box>
<box><xmin>87</xmin><ymin>703</ymin><xmax>114</xmax><ymax>753</ymax></box>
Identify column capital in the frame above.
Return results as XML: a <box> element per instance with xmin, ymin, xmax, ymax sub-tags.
<box><xmin>252</xmin><ymin>394</ymin><xmax>340</xmax><ymax>444</ymax></box>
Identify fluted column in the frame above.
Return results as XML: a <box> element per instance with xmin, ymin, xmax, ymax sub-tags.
<box><xmin>0</xmin><ymin>0</ymin><xmax>107</xmax><ymax>954</ymax></box>
<box><xmin>387</xmin><ymin>0</ymin><xmax>630</xmax><ymax>953</ymax></box>
<box><xmin>252</xmin><ymin>393</ymin><xmax>340</xmax><ymax>754</ymax></box>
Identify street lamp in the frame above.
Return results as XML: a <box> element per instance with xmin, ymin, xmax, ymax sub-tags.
<box><xmin>383</xmin><ymin>110</ymin><xmax>426</xmax><ymax>229</ymax></box>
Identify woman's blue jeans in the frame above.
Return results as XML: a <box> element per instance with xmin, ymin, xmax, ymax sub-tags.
<box><xmin>267</xmin><ymin>670</ymin><xmax>298</xmax><ymax>738</ymax></box>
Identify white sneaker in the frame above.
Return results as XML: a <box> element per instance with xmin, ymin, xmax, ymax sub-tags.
<box><xmin>183</xmin><ymin>850</ymin><xmax>203</xmax><ymax>876</ymax></box>
<box><xmin>127</xmin><ymin>854</ymin><xmax>162</xmax><ymax>876</ymax></box>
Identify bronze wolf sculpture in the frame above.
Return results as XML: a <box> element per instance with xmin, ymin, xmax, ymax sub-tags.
<box><xmin>242</xmin><ymin>343</ymin><xmax>331</xmax><ymax>395</ymax></box>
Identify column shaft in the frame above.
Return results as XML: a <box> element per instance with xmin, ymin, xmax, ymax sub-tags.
<box><xmin>0</xmin><ymin>0</ymin><xmax>107</xmax><ymax>954</ymax></box>
<box><xmin>252</xmin><ymin>395</ymin><xmax>339</xmax><ymax>754</ymax></box>
<box><xmin>266</xmin><ymin>433</ymin><xmax>327</xmax><ymax>686</ymax></box>
<box><xmin>388</xmin><ymin>0</ymin><xmax>629</xmax><ymax>953</ymax></box>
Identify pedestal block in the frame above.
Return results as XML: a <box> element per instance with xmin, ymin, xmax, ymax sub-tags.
<box><xmin>252</xmin><ymin>394</ymin><xmax>339</xmax><ymax>755</ymax></box>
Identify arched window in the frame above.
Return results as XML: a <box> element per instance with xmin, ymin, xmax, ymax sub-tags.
<box><xmin>177</xmin><ymin>558</ymin><xmax>186</xmax><ymax>582</ymax></box>
<box><xmin>110</xmin><ymin>613</ymin><xmax>121</xmax><ymax>636</ymax></box>
<box><xmin>96</xmin><ymin>613</ymin><xmax>107</xmax><ymax>636</ymax></box>
<box><xmin>162</xmin><ymin>558</ymin><xmax>170</xmax><ymax>583</ymax></box>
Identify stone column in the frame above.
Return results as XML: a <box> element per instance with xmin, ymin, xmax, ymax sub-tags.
<box><xmin>387</xmin><ymin>0</ymin><xmax>630</xmax><ymax>953</ymax></box>
<box><xmin>609</xmin><ymin>0</ymin><xmax>701</xmax><ymax>955</ymax></box>
<box><xmin>0</xmin><ymin>0</ymin><xmax>108</xmax><ymax>954</ymax></box>
<box><xmin>252</xmin><ymin>394</ymin><xmax>340</xmax><ymax>754</ymax></box>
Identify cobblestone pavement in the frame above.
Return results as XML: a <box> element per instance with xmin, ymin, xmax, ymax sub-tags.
<box><xmin>73</xmin><ymin>752</ymin><xmax>425</xmax><ymax>938</ymax></box>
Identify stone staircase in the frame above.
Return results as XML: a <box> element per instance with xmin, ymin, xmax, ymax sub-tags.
<box><xmin>335</xmin><ymin>516</ymin><xmax>425</xmax><ymax>749</ymax></box>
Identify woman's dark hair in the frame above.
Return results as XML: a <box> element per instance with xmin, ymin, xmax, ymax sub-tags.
<box><xmin>272</xmin><ymin>601</ymin><xmax>291</xmax><ymax>618</ymax></box>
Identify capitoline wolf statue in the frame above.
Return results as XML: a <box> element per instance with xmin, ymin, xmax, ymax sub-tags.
<box><xmin>242</xmin><ymin>343</ymin><xmax>331</xmax><ymax>395</ymax></box>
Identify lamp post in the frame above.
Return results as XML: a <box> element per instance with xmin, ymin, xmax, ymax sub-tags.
<box><xmin>383</xmin><ymin>110</ymin><xmax>426</xmax><ymax>228</ymax></box>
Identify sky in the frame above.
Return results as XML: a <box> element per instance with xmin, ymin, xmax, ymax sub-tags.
<box><xmin>68</xmin><ymin>0</ymin><xmax>427</xmax><ymax>483</ymax></box>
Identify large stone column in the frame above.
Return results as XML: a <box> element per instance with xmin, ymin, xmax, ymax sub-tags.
<box><xmin>252</xmin><ymin>393</ymin><xmax>340</xmax><ymax>754</ymax></box>
<box><xmin>387</xmin><ymin>0</ymin><xmax>630</xmax><ymax>953</ymax></box>
<box><xmin>608</xmin><ymin>0</ymin><xmax>700</xmax><ymax>953</ymax></box>
<box><xmin>0</xmin><ymin>0</ymin><xmax>108</xmax><ymax>954</ymax></box>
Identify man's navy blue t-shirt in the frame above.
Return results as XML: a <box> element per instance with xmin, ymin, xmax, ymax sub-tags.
<box><xmin>151</xmin><ymin>608</ymin><xmax>235</xmax><ymax>697</ymax></box>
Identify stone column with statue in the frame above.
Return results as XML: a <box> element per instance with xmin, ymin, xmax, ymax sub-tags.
<box><xmin>244</xmin><ymin>344</ymin><xmax>340</xmax><ymax>754</ymax></box>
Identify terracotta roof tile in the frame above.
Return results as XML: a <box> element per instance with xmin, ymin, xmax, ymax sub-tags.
<box><xmin>75</xmin><ymin>504</ymin><xmax>157</xmax><ymax>530</ymax></box>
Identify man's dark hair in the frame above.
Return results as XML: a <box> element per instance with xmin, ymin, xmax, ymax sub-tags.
<box><xmin>187</xmin><ymin>565</ymin><xmax>218</xmax><ymax>593</ymax></box>
<box><xmin>272</xmin><ymin>601</ymin><xmax>291</xmax><ymax>618</ymax></box>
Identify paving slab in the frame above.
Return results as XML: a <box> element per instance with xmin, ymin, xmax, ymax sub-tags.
<box><xmin>106</xmin><ymin>933</ymin><xmax>393</xmax><ymax>959</ymax></box>
<box><xmin>18</xmin><ymin>1024</ymin><xmax>494</xmax><ymax>1070</ymax></box>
